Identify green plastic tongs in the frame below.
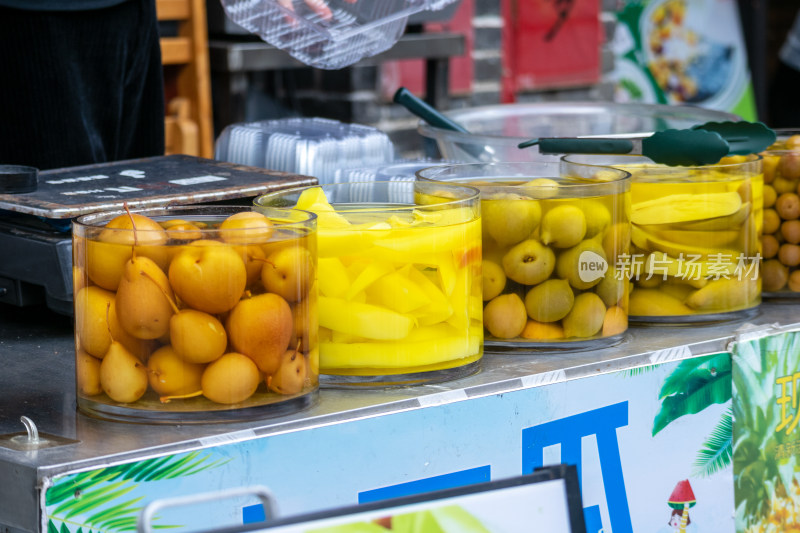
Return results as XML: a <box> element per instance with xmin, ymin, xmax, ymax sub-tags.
<box><xmin>518</xmin><ymin>121</ymin><xmax>776</xmax><ymax>166</ymax></box>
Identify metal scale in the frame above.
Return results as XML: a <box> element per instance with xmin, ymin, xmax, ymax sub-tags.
<box><xmin>0</xmin><ymin>155</ymin><xmax>316</xmax><ymax>314</ymax></box>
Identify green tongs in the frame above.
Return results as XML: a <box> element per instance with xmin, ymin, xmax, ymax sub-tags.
<box><xmin>518</xmin><ymin>121</ymin><xmax>776</xmax><ymax>166</ymax></box>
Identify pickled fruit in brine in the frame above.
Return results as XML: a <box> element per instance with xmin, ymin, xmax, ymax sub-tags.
<box><xmin>72</xmin><ymin>206</ymin><xmax>318</xmax><ymax>420</ymax></box>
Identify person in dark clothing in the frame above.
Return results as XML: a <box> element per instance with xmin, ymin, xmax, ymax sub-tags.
<box><xmin>0</xmin><ymin>0</ymin><xmax>165</xmax><ymax>170</ymax></box>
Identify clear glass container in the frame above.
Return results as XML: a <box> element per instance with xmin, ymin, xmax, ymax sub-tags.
<box><xmin>760</xmin><ymin>130</ymin><xmax>800</xmax><ymax>298</ymax></box>
<box><xmin>254</xmin><ymin>180</ymin><xmax>482</xmax><ymax>387</ymax></box>
<box><xmin>418</xmin><ymin>161</ymin><xmax>631</xmax><ymax>350</ymax></box>
<box><xmin>417</xmin><ymin>102</ymin><xmax>740</xmax><ymax>163</ymax></box>
<box><xmin>72</xmin><ymin>206</ymin><xmax>317</xmax><ymax>423</ymax></box>
<box><xmin>566</xmin><ymin>154</ymin><xmax>763</xmax><ymax>324</ymax></box>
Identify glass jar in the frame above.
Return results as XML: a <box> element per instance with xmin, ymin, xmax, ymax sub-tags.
<box><xmin>567</xmin><ymin>154</ymin><xmax>763</xmax><ymax>323</ymax></box>
<box><xmin>72</xmin><ymin>206</ymin><xmax>317</xmax><ymax>423</ymax></box>
<box><xmin>760</xmin><ymin>130</ymin><xmax>800</xmax><ymax>297</ymax></box>
<box><xmin>418</xmin><ymin>161</ymin><xmax>631</xmax><ymax>350</ymax></box>
<box><xmin>255</xmin><ymin>180</ymin><xmax>482</xmax><ymax>387</ymax></box>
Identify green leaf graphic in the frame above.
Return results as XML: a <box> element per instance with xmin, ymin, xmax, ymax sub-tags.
<box><xmin>693</xmin><ymin>407</ymin><xmax>732</xmax><ymax>477</ymax></box>
<box><xmin>653</xmin><ymin>369</ymin><xmax>731</xmax><ymax>436</ymax></box>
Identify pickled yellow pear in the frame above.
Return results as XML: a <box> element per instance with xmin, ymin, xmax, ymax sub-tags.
<box><xmin>76</xmin><ymin>349</ymin><xmax>103</xmax><ymax>396</ymax></box>
<box><xmin>169</xmin><ymin>240</ymin><xmax>247</xmax><ymax>314</ymax></box>
<box><xmin>555</xmin><ymin>239</ymin><xmax>607</xmax><ymax>290</ymax></box>
<box><xmin>523</xmin><ymin>178</ymin><xmax>560</xmax><ymax>199</ymax></box>
<box><xmin>580</xmin><ymin>200</ymin><xmax>611</xmax><ymax>238</ymax></box>
<box><xmin>318</xmin><ymin>296</ymin><xmax>413</xmax><ymax>340</ymax></box>
<box><xmin>602</xmin><ymin>306</ymin><xmax>628</xmax><ymax>337</ymax></box>
<box><xmin>502</xmin><ymin>240</ymin><xmax>555</xmax><ymax>285</ymax></box>
<box><xmin>86</xmin><ymin>213</ymin><xmax>169</xmax><ymax>290</ymax></box>
<box><xmin>540</xmin><ymin>205</ymin><xmax>586</xmax><ymax>248</ymax></box>
<box><xmin>562</xmin><ymin>292</ymin><xmax>606</xmax><ymax>338</ymax></box>
<box><xmin>267</xmin><ymin>348</ymin><xmax>308</xmax><ymax>395</ymax></box>
<box><xmin>481</xmin><ymin>196</ymin><xmax>541</xmax><ymax>246</ymax></box>
<box><xmin>261</xmin><ymin>246</ymin><xmax>314</xmax><ymax>302</ymax></box>
<box><xmin>75</xmin><ymin>286</ymin><xmax>117</xmax><ymax>358</ymax></box>
<box><xmin>147</xmin><ymin>345</ymin><xmax>205</xmax><ymax>397</ymax></box>
<box><xmin>115</xmin><ymin>256</ymin><xmax>174</xmax><ymax>340</ymax></box>
<box><xmin>226</xmin><ymin>293</ymin><xmax>294</xmax><ymax>375</ymax></box>
<box><xmin>631</xmin><ymin>192</ymin><xmax>742</xmax><ymax>226</ymax></box>
<box><xmin>484</xmin><ymin>293</ymin><xmax>527</xmax><ymax>339</ymax></box>
<box><xmin>201</xmin><ymin>352</ymin><xmax>261</xmax><ymax>404</ymax></box>
<box><xmin>100</xmin><ymin>340</ymin><xmax>148</xmax><ymax>403</ymax></box>
<box><xmin>292</xmin><ymin>294</ymin><xmax>318</xmax><ymax>353</ymax></box>
<box><xmin>482</xmin><ymin>260</ymin><xmax>506</xmax><ymax>301</ymax></box>
<box><xmin>524</xmin><ymin>279</ymin><xmax>574</xmax><ymax>323</ymax></box>
<box><xmin>170</xmin><ymin>309</ymin><xmax>227</xmax><ymax>364</ymax></box>
<box><xmin>595</xmin><ymin>270</ymin><xmax>626</xmax><ymax>307</ymax></box>
<box><xmin>234</xmin><ymin>244</ymin><xmax>267</xmax><ymax>287</ymax></box>
<box><xmin>219</xmin><ymin>211</ymin><xmax>274</xmax><ymax>244</ymax></box>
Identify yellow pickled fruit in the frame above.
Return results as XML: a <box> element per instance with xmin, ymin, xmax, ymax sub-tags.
<box><xmin>86</xmin><ymin>213</ymin><xmax>169</xmax><ymax>291</ymax></box>
<box><xmin>521</xmin><ymin>320</ymin><xmax>564</xmax><ymax>340</ymax></box>
<box><xmin>602</xmin><ymin>306</ymin><xmax>628</xmax><ymax>337</ymax></box>
<box><xmin>780</xmin><ymin>152</ymin><xmax>800</xmax><ymax>180</ymax></box>
<box><xmin>580</xmin><ymin>200</ymin><xmax>611</xmax><ymax>238</ymax></box>
<box><xmin>540</xmin><ymin>205</ymin><xmax>586</xmax><ymax>248</ymax></box>
<box><xmin>524</xmin><ymin>279</ymin><xmax>574</xmax><ymax>323</ymax></box>
<box><xmin>164</xmin><ymin>221</ymin><xmax>203</xmax><ymax>241</ymax></box>
<box><xmin>115</xmin><ymin>256</ymin><xmax>174</xmax><ymax>340</ymax></box>
<box><xmin>219</xmin><ymin>211</ymin><xmax>274</xmax><ymax>244</ymax></box>
<box><xmin>502</xmin><ymin>239</ymin><xmax>555</xmax><ymax>285</ymax></box>
<box><xmin>318</xmin><ymin>257</ymin><xmax>350</xmax><ymax>298</ymax></box>
<box><xmin>484</xmin><ymin>293</ymin><xmax>527</xmax><ymax>339</ymax></box>
<box><xmin>631</xmin><ymin>192</ymin><xmax>742</xmax><ymax>226</ymax></box>
<box><xmin>764</xmin><ymin>185</ymin><xmax>777</xmax><ymax>208</ymax></box>
<box><xmin>76</xmin><ymin>349</ymin><xmax>103</xmax><ymax>396</ymax></box>
<box><xmin>763</xmin><ymin>154</ymin><xmax>780</xmax><ymax>184</ymax></box>
<box><xmin>556</xmin><ymin>239</ymin><xmax>607</xmax><ymax>290</ymax></box>
<box><xmin>226</xmin><ymin>293</ymin><xmax>294</xmax><ymax>375</ymax></box>
<box><xmin>595</xmin><ymin>270</ymin><xmax>626</xmax><ymax>307</ymax></box>
<box><xmin>234</xmin><ymin>244</ymin><xmax>267</xmax><ymax>287</ymax></box>
<box><xmin>169</xmin><ymin>240</ymin><xmax>247</xmax><ymax>314</ymax></box>
<box><xmin>685</xmin><ymin>278</ymin><xmax>758</xmax><ymax>311</ymax></box>
<box><xmin>261</xmin><ymin>246</ymin><xmax>314</xmax><ymax>303</ymax></box>
<box><xmin>629</xmin><ymin>289</ymin><xmax>691</xmax><ymax>316</ymax></box>
<box><xmin>482</xmin><ymin>260</ymin><xmax>506</xmax><ymax>301</ymax></box>
<box><xmin>201</xmin><ymin>352</ymin><xmax>261</xmax><ymax>404</ymax></box>
<box><xmin>562</xmin><ymin>292</ymin><xmax>606</xmax><ymax>338</ymax></box>
<box><xmin>147</xmin><ymin>345</ymin><xmax>205</xmax><ymax>397</ymax></box>
<box><xmin>789</xmin><ymin>270</ymin><xmax>800</xmax><ymax>292</ymax></box>
<box><xmin>523</xmin><ymin>178</ymin><xmax>560</xmax><ymax>199</ymax></box>
<box><xmin>673</xmin><ymin>202</ymin><xmax>751</xmax><ymax>231</ymax></box>
<box><xmin>307</xmin><ymin>347</ymin><xmax>319</xmax><ymax>378</ymax></box>
<box><xmin>75</xmin><ymin>286</ymin><xmax>153</xmax><ymax>360</ymax></box>
<box><xmin>267</xmin><ymin>348</ymin><xmax>308</xmax><ymax>395</ymax></box>
<box><xmin>481</xmin><ymin>195</ymin><xmax>541</xmax><ymax>246</ymax></box>
<box><xmin>762</xmin><ymin>259</ymin><xmax>789</xmax><ymax>292</ymax></box>
<box><xmin>170</xmin><ymin>309</ymin><xmax>227</xmax><ymax>364</ymax></box>
<box><xmin>318</xmin><ymin>296</ymin><xmax>413</xmax><ymax>341</ymax></box>
<box><xmin>365</xmin><ymin>271</ymin><xmax>430</xmax><ymax>314</ymax></box>
<box><xmin>100</xmin><ymin>340</ymin><xmax>148</xmax><ymax>403</ymax></box>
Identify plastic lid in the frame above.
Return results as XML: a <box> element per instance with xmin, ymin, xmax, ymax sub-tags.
<box><xmin>0</xmin><ymin>165</ymin><xmax>38</xmax><ymax>194</ymax></box>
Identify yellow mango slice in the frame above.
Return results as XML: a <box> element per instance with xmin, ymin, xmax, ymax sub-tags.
<box><xmin>295</xmin><ymin>187</ymin><xmax>329</xmax><ymax>211</ymax></box>
<box><xmin>345</xmin><ymin>262</ymin><xmax>394</xmax><ymax>301</ymax></box>
<box><xmin>672</xmin><ymin>202</ymin><xmax>751</xmax><ymax>231</ymax></box>
<box><xmin>365</xmin><ymin>271</ymin><xmax>431</xmax><ymax>313</ymax></box>
<box><xmin>373</xmin><ymin>220</ymin><xmax>478</xmax><ymax>254</ymax></box>
<box><xmin>318</xmin><ymin>296</ymin><xmax>413</xmax><ymax>340</ymax></box>
<box><xmin>407</xmin><ymin>267</ymin><xmax>453</xmax><ymax>326</ymax></box>
<box><xmin>445</xmin><ymin>266</ymin><xmax>471</xmax><ymax>331</ymax></box>
<box><xmin>318</xmin><ymin>257</ymin><xmax>350</xmax><ymax>298</ymax></box>
<box><xmin>631</xmin><ymin>192</ymin><xmax>742</xmax><ymax>226</ymax></box>
<box><xmin>629</xmin><ymin>289</ymin><xmax>691</xmax><ymax>316</ymax></box>
<box><xmin>632</xmin><ymin>226</ymin><xmax>739</xmax><ymax>259</ymax></box>
<box><xmin>655</xmin><ymin>229</ymin><xmax>740</xmax><ymax>247</ymax></box>
<box><xmin>438</xmin><ymin>252</ymin><xmax>457</xmax><ymax>296</ymax></box>
<box><xmin>685</xmin><ymin>278</ymin><xmax>759</xmax><ymax>311</ymax></box>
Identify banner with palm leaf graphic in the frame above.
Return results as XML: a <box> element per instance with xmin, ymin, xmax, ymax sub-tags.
<box><xmin>731</xmin><ymin>329</ymin><xmax>800</xmax><ymax>532</ymax></box>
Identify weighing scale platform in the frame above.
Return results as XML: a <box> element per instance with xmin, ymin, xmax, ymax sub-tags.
<box><xmin>0</xmin><ymin>155</ymin><xmax>316</xmax><ymax>314</ymax></box>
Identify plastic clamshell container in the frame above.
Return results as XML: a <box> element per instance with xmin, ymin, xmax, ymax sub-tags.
<box><xmin>417</xmin><ymin>102</ymin><xmax>741</xmax><ymax>163</ymax></box>
<box><xmin>418</xmin><ymin>161</ymin><xmax>631</xmax><ymax>350</ymax></box>
<box><xmin>215</xmin><ymin>118</ymin><xmax>394</xmax><ymax>184</ymax></box>
<box><xmin>761</xmin><ymin>130</ymin><xmax>800</xmax><ymax>297</ymax></box>
<box><xmin>219</xmin><ymin>0</ymin><xmax>459</xmax><ymax>69</ymax></box>
<box><xmin>254</xmin><ymin>180</ymin><xmax>482</xmax><ymax>387</ymax></box>
<box><xmin>566</xmin><ymin>154</ymin><xmax>763</xmax><ymax>323</ymax></box>
<box><xmin>72</xmin><ymin>206</ymin><xmax>318</xmax><ymax>423</ymax></box>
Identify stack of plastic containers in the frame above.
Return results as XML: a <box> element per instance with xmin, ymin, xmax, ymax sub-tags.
<box><xmin>219</xmin><ymin>0</ymin><xmax>460</xmax><ymax>69</ymax></box>
<box><xmin>215</xmin><ymin>118</ymin><xmax>394</xmax><ymax>184</ymax></box>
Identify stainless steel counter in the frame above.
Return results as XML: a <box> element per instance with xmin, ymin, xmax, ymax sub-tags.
<box><xmin>0</xmin><ymin>301</ymin><xmax>796</xmax><ymax>531</ymax></box>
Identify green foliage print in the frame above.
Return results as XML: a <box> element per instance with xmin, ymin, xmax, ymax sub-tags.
<box><xmin>46</xmin><ymin>451</ymin><xmax>228</xmax><ymax>533</ymax></box>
